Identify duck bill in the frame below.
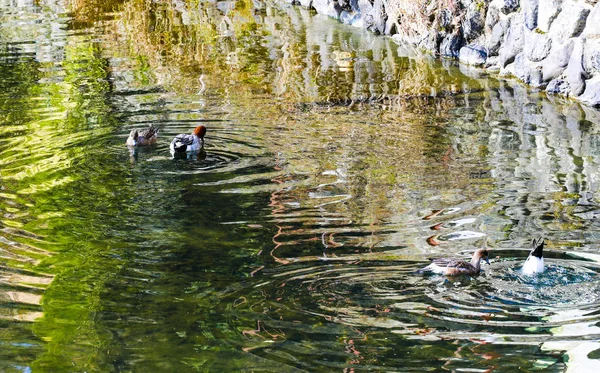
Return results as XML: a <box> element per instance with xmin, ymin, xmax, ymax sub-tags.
<box><xmin>484</xmin><ymin>257</ymin><xmax>490</xmax><ymax>265</ymax></box>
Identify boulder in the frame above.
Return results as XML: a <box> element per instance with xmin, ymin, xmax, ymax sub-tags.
<box><xmin>299</xmin><ymin>0</ymin><xmax>312</xmax><ymax>8</ymax></box>
<box><xmin>538</xmin><ymin>0</ymin><xmax>563</xmax><ymax>33</ymax></box>
<box><xmin>368</xmin><ymin>0</ymin><xmax>386</xmax><ymax>34</ymax></box>
<box><xmin>357</xmin><ymin>0</ymin><xmax>373</xmax><ymax>27</ymax></box>
<box><xmin>459</xmin><ymin>45</ymin><xmax>488</xmax><ymax>66</ymax></box>
<box><xmin>440</xmin><ymin>32</ymin><xmax>465</xmax><ymax>59</ymax></box>
<box><xmin>499</xmin><ymin>0</ymin><xmax>519</xmax><ymax>14</ymax></box>
<box><xmin>463</xmin><ymin>3</ymin><xmax>486</xmax><ymax>41</ymax></box>
<box><xmin>548</xmin><ymin>0</ymin><xmax>591</xmax><ymax>44</ymax></box>
<box><xmin>525</xmin><ymin>30</ymin><xmax>552</xmax><ymax>62</ymax></box>
<box><xmin>578</xmin><ymin>75</ymin><xmax>600</xmax><ymax>106</ymax></box>
<box><xmin>542</xmin><ymin>40</ymin><xmax>575</xmax><ymax>81</ymax></box>
<box><xmin>583</xmin><ymin>38</ymin><xmax>600</xmax><ymax>75</ymax></box>
<box><xmin>583</xmin><ymin>3</ymin><xmax>600</xmax><ymax>37</ymax></box>
<box><xmin>485</xmin><ymin>2</ymin><xmax>501</xmax><ymax>32</ymax></box>
<box><xmin>566</xmin><ymin>38</ymin><xmax>588</xmax><ymax>96</ymax></box>
<box><xmin>546</xmin><ymin>78</ymin><xmax>572</xmax><ymax>95</ymax></box>
<box><xmin>312</xmin><ymin>0</ymin><xmax>328</xmax><ymax>14</ymax></box>
<box><xmin>488</xmin><ymin>18</ymin><xmax>508</xmax><ymax>56</ymax></box>
<box><xmin>499</xmin><ymin>14</ymin><xmax>524</xmax><ymax>67</ymax></box>
<box><xmin>523</xmin><ymin>0</ymin><xmax>539</xmax><ymax>30</ymax></box>
<box><xmin>514</xmin><ymin>53</ymin><xmax>544</xmax><ymax>86</ymax></box>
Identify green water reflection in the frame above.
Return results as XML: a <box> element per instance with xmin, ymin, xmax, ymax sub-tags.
<box><xmin>1</xmin><ymin>0</ymin><xmax>600</xmax><ymax>372</ymax></box>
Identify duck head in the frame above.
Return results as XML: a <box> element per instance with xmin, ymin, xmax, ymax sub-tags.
<box><xmin>475</xmin><ymin>249</ymin><xmax>490</xmax><ymax>265</ymax></box>
<box><xmin>193</xmin><ymin>125</ymin><xmax>207</xmax><ymax>139</ymax></box>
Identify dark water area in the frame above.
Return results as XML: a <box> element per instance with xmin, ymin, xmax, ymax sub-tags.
<box><xmin>2</xmin><ymin>0</ymin><xmax>600</xmax><ymax>372</ymax></box>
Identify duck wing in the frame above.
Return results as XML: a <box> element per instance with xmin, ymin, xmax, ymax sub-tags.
<box><xmin>430</xmin><ymin>258</ymin><xmax>473</xmax><ymax>270</ymax></box>
<box><xmin>172</xmin><ymin>133</ymin><xmax>195</xmax><ymax>145</ymax></box>
<box><xmin>138</xmin><ymin>125</ymin><xmax>158</xmax><ymax>138</ymax></box>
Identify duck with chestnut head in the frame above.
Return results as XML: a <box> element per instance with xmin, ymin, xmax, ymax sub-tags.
<box><xmin>170</xmin><ymin>125</ymin><xmax>206</xmax><ymax>155</ymax></box>
<box><xmin>418</xmin><ymin>249</ymin><xmax>490</xmax><ymax>276</ymax></box>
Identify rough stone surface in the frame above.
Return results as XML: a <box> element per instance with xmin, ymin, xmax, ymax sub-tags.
<box><xmin>547</xmin><ymin>78</ymin><xmax>572</xmax><ymax>95</ymax></box>
<box><xmin>485</xmin><ymin>3</ymin><xmax>501</xmax><ymax>32</ymax></box>
<box><xmin>299</xmin><ymin>0</ymin><xmax>313</xmax><ymax>9</ymax></box>
<box><xmin>488</xmin><ymin>18</ymin><xmax>508</xmax><ymax>56</ymax></box>
<box><xmin>566</xmin><ymin>38</ymin><xmax>588</xmax><ymax>96</ymax></box>
<box><xmin>440</xmin><ymin>32</ymin><xmax>465</xmax><ymax>59</ymax></box>
<box><xmin>578</xmin><ymin>75</ymin><xmax>600</xmax><ymax>106</ymax></box>
<box><xmin>538</xmin><ymin>0</ymin><xmax>563</xmax><ymax>33</ymax></box>
<box><xmin>584</xmin><ymin>3</ymin><xmax>600</xmax><ymax>37</ymax></box>
<box><xmin>548</xmin><ymin>0</ymin><xmax>591</xmax><ymax>44</ymax></box>
<box><xmin>523</xmin><ymin>0</ymin><xmax>539</xmax><ymax>30</ymax></box>
<box><xmin>499</xmin><ymin>14</ymin><xmax>524</xmax><ymax>68</ymax></box>
<box><xmin>368</xmin><ymin>0</ymin><xmax>386</xmax><ymax>34</ymax></box>
<box><xmin>312</xmin><ymin>0</ymin><xmax>328</xmax><ymax>14</ymax></box>
<box><xmin>499</xmin><ymin>0</ymin><xmax>519</xmax><ymax>14</ymax></box>
<box><xmin>459</xmin><ymin>45</ymin><xmax>488</xmax><ymax>66</ymax></box>
<box><xmin>525</xmin><ymin>30</ymin><xmax>552</xmax><ymax>62</ymax></box>
<box><xmin>463</xmin><ymin>3</ymin><xmax>485</xmax><ymax>41</ymax></box>
<box><xmin>583</xmin><ymin>39</ymin><xmax>600</xmax><ymax>75</ymax></box>
<box><xmin>542</xmin><ymin>40</ymin><xmax>575</xmax><ymax>81</ymax></box>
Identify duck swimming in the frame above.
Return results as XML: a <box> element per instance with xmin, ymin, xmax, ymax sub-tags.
<box><xmin>418</xmin><ymin>249</ymin><xmax>490</xmax><ymax>276</ymax></box>
<box><xmin>522</xmin><ymin>238</ymin><xmax>544</xmax><ymax>275</ymax></box>
<box><xmin>126</xmin><ymin>124</ymin><xmax>159</xmax><ymax>146</ymax></box>
<box><xmin>169</xmin><ymin>125</ymin><xmax>206</xmax><ymax>155</ymax></box>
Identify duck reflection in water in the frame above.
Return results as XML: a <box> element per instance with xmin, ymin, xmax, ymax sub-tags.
<box><xmin>418</xmin><ymin>249</ymin><xmax>490</xmax><ymax>276</ymax></box>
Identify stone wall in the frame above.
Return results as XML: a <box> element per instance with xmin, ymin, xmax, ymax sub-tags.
<box><xmin>283</xmin><ymin>0</ymin><xmax>600</xmax><ymax>107</ymax></box>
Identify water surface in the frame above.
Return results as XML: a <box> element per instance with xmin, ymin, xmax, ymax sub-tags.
<box><xmin>1</xmin><ymin>0</ymin><xmax>600</xmax><ymax>371</ymax></box>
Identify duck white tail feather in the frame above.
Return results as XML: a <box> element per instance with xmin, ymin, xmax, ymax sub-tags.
<box><xmin>522</xmin><ymin>256</ymin><xmax>544</xmax><ymax>275</ymax></box>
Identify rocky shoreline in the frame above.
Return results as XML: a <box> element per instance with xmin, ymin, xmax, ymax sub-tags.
<box><xmin>280</xmin><ymin>0</ymin><xmax>600</xmax><ymax>107</ymax></box>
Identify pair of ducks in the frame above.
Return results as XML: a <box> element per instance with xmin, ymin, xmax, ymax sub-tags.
<box><xmin>125</xmin><ymin>124</ymin><xmax>207</xmax><ymax>154</ymax></box>
<box><xmin>420</xmin><ymin>238</ymin><xmax>544</xmax><ymax>276</ymax></box>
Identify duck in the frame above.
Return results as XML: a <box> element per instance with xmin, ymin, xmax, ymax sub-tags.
<box><xmin>169</xmin><ymin>125</ymin><xmax>206</xmax><ymax>154</ymax></box>
<box><xmin>522</xmin><ymin>238</ymin><xmax>544</xmax><ymax>275</ymax></box>
<box><xmin>126</xmin><ymin>124</ymin><xmax>159</xmax><ymax>146</ymax></box>
<box><xmin>418</xmin><ymin>249</ymin><xmax>490</xmax><ymax>276</ymax></box>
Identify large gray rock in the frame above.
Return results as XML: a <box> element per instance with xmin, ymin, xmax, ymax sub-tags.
<box><xmin>299</xmin><ymin>0</ymin><xmax>312</xmax><ymax>8</ymax></box>
<box><xmin>578</xmin><ymin>75</ymin><xmax>600</xmax><ymax>106</ymax></box>
<box><xmin>499</xmin><ymin>14</ymin><xmax>524</xmax><ymax>67</ymax></box>
<box><xmin>459</xmin><ymin>45</ymin><xmax>488</xmax><ymax>66</ymax></box>
<box><xmin>546</xmin><ymin>78</ymin><xmax>571</xmax><ymax>95</ymax></box>
<box><xmin>357</xmin><ymin>0</ymin><xmax>373</xmax><ymax>27</ymax></box>
<box><xmin>548</xmin><ymin>0</ymin><xmax>591</xmax><ymax>44</ymax></box>
<box><xmin>485</xmin><ymin>2</ymin><xmax>501</xmax><ymax>32</ymax></box>
<box><xmin>368</xmin><ymin>0</ymin><xmax>386</xmax><ymax>34</ymax></box>
<box><xmin>498</xmin><ymin>0</ymin><xmax>519</xmax><ymax>14</ymax></box>
<box><xmin>583</xmin><ymin>38</ymin><xmax>600</xmax><ymax>75</ymax></box>
<box><xmin>312</xmin><ymin>0</ymin><xmax>328</xmax><ymax>14</ymax></box>
<box><xmin>525</xmin><ymin>30</ymin><xmax>552</xmax><ymax>61</ymax></box>
<box><xmin>542</xmin><ymin>40</ymin><xmax>575</xmax><ymax>81</ymax></box>
<box><xmin>488</xmin><ymin>18</ymin><xmax>509</xmax><ymax>56</ymax></box>
<box><xmin>583</xmin><ymin>3</ymin><xmax>600</xmax><ymax>37</ymax></box>
<box><xmin>440</xmin><ymin>32</ymin><xmax>465</xmax><ymax>58</ymax></box>
<box><xmin>514</xmin><ymin>53</ymin><xmax>544</xmax><ymax>87</ymax></box>
<box><xmin>523</xmin><ymin>0</ymin><xmax>539</xmax><ymax>30</ymax></box>
<box><xmin>463</xmin><ymin>2</ymin><xmax>486</xmax><ymax>41</ymax></box>
<box><xmin>566</xmin><ymin>38</ymin><xmax>587</xmax><ymax>96</ymax></box>
<box><xmin>538</xmin><ymin>0</ymin><xmax>563</xmax><ymax>33</ymax></box>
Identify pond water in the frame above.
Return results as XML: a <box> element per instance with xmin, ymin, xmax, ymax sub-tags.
<box><xmin>2</xmin><ymin>0</ymin><xmax>600</xmax><ymax>371</ymax></box>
